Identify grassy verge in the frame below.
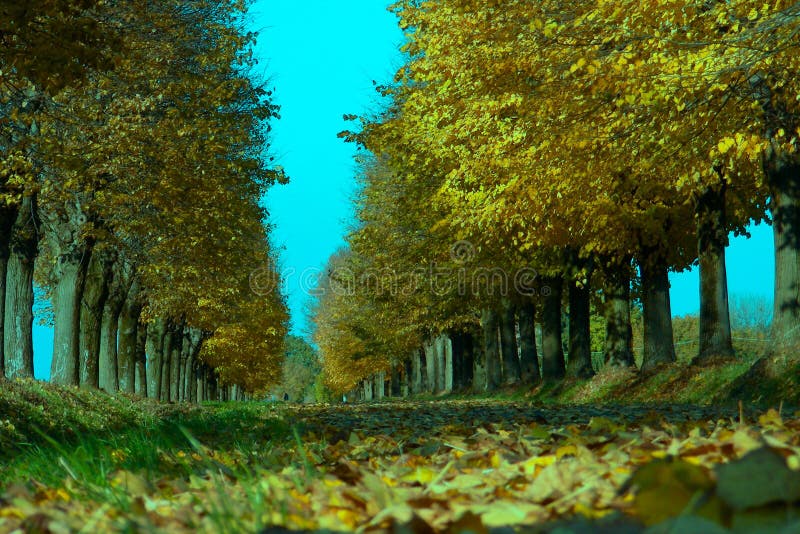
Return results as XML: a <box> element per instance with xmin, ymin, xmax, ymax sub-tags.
<box><xmin>413</xmin><ymin>354</ymin><xmax>800</xmax><ymax>408</ymax></box>
<box><xmin>2</xmin><ymin>356</ymin><xmax>799</xmax><ymax>532</ymax></box>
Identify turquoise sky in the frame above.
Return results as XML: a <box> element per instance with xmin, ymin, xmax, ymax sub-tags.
<box><xmin>30</xmin><ymin>2</ymin><xmax>774</xmax><ymax>378</ymax></box>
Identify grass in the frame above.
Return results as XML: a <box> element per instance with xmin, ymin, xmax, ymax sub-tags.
<box><xmin>0</xmin><ymin>386</ymin><xmax>318</xmax><ymax>532</ymax></box>
<box><xmin>2</xmin><ymin>352</ymin><xmax>799</xmax><ymax>532</ymax></box>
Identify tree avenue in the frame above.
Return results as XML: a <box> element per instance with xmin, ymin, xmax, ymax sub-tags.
<box><xmin>1</xmin><ymin>0</ymin><xmax>288</xmax><ymax>400</ymax></box>
<box><xmin>314</xmin><ymin>0</ymin><xmax>798</xmax><ymax>398</ymax></box>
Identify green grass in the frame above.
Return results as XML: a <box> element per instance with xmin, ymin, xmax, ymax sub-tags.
<box><xmin>0</xmin><ymin>390</ymin><xmax>317</xmax><ymax>532</ymax></box>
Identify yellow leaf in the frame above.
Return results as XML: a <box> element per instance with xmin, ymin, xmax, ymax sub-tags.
<box><xmin>522</xmin><ymin>455</ymin><xmax>556</xmax><ymax>475</ymax></box>
<box><xmin>556</xmin><ymin>444</ymin><xmax>578</xmax><ymax>459</ymax></box>
<box><xmin>718</xmin><ymin>137</ymin><xmax>736</xmax><ymax>154</ymax></box>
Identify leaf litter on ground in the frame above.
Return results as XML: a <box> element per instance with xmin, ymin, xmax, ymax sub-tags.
<box><xmin>1</xmin><ymin>399</ymin><xmax>799</xmax><ymax>533</ymax></box>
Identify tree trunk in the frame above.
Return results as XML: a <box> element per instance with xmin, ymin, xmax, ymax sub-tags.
<box><xmin>451</xmin><ymin>332</ymin><xmax>464</xmax><ymax>390</ymax></box>
<box><xmin>375</xmin><ymin>371</ymin><xmax>385</xmax><ymax>399</ymax></box>
<box><xmin>640</xmin><ymin>258</ymin><xmax>676</xmax><ymax>371</ymax></box>
<box><xmin>146</xmin><ymin>318</ymin><xmax>166</xmax><ymax>398</ymax></box>
<box><xmin>160</xmin><ymin>325</ymin><xmax>174</xmax><ymax>402</ymax></box>
<box><xmin>169</xmin><ymin>328</ymin><xmax>182</xmax><ymax>402</ymax></box>
<box><xmin>411</xmin><ymin>349</ymin><xmax>422</xmax><ymax>394</ymax></box>
<box><xmin>499</xmin><ymin>297</ymin><xmax>522</xmax><ymax>385</ymax></box>
<box><xmin>207</xmin><ymin>368</ymin><xmax>217</xmax><ymax>401</ymax></box>
<box><xmin>761</xmin><ymin>121</ymin><xmax>800</xmax><ymax>354</ymax></box>
<box><xmin>0</xmin><ymin>203</ymin><xmax>15</xmax><ymax>377</ymax></box>
<box><xmin>51</xmin><ymin>244</ymin><xmax>90</xmax><ymax>385</ymax></box>
<box><xmin>186</xmin><ymin>332</ymin><xmax>202</xmax><ymax>403</ymax></box>
<box><xmin>117</xmin><ymin>279</ymin><xmax>141</xmax><ymax>394</ymax></box>
<box><xmin>473</xmin><ymin>323</ymin><xmax>488</xmax><ymax>393</ymax></box>
<box><xmin>4</xmin><ymin>195</ymin><xmax>37</xmax><ymax>379</ymax></box>
<box><xmin>196</xmin><ymin>363</ymin><xmax>205</xmax><ymax>403</ymax></box>
<box><xmin>567</xmin><ymin>275</ymin><xmax>595</xmax><ymax>379</ymax></box>
<box><xmin>443</xmin><ymin>335</ymin><xmax>453</xmax><ymax>392</ymax></box>
<box><xmin>694</xmin><ymin>183</ymin><xmax>735</xmax><ymax>363</ymax></box>
<box><xmin>540</xmin><ymin>276</ymin><xmax>566</xmax><ymax>380</ymax></box>
<box><xmin>481</xmin><ymin>307</ymin><xmax>502</xmax><ymax>391</ymax></box>
<box><xmin>602</xmin><ymin>265</ymin><xmax>635</xmax><ymax>367</ymax></box>
<box><xmin>461</xmin><ymin>331</ymin><xmax>475</xmax><ymax>389</ymax></box>
<box><xmin>419</xmin><ymin>347</ymin><xmax>428</xmax><ymax>393</ymax></box>
<box><xmin>435</xmin><ymin>335</ymin><xmax>447</xmax><ymax>392</ymax></box>
<box><xmin>0</xmin><ymin>251</ymin><xmax>6</xmax><ymax>377</ymax></box>
<box><xmin>135</xmin><ymin>322</ymin><xmax>147</xmax><ymax>396</ymax></box>
<box><xmin>425</xmin><ymin>340</ymin><xmax>436</xmax><ymax>393</ymax></box>
<box><xmin>79</xmin><ymin>252</ymin><xmax>110</xmax><ymax>388</ymax></box>
<box><xmin>99</xmin><ymin>264</ymin><xmax>128</xmax><ymax>392</ymax></box>
<box><xmin>363</xmin><ymin>378</ymin><xmax>373</xmax><ymax>401</ymax></box>
<box><xmin>390</xmin><ymin>362</ymin><xmax>401</xmax><ymax>396</ymax></box>
<box><xmin>403</xmin><ymin>357</ymin><xmax>412</xmax><ymax>397</ymax></box>
<box><xmin>518</xmin><ymin>298</ymin><xmax>541</xmax><ymax>384</ymax></box>
<box><xmin>430</xmin><ymin>339</ymin><xmax>442</xmax><ymax>393</ymax></box>
<box><xmin>180</xmin><ymin>332</ymin><xmax>191</xmax><ymax>401</ymax></box>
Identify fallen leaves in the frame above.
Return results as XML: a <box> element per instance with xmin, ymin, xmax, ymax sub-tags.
<box><xmin>0</xmin><ymin>400</ymin><xmax>799</xmax><ymax>532</ymax></box>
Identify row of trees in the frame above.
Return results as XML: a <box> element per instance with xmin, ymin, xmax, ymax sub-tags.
<box><xmin>313</xmin><ymin>0</ymin><xmax>799</xmax><ymax>394</ymax></box>
<box><xmin>1</xmin><ymin>0</ymin><xmax>288</xmax><ymax>399</ymax></box>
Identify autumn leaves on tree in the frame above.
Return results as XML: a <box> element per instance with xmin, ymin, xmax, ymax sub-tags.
<box><xmin>314</xmin><ymin>0</ymin><xmax>799</xmax><ymax>397</ymax></box>
<box><xmin>1</xmin><ymin>0</ymin><xmax>288</xmax><ymax>399</ymax></box>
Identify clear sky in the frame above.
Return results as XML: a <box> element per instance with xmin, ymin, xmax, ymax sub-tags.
<box><xmin>248</xmin><ymin>0</ymin><xmax>405</xmax><ymax>336</ymax></box>
<box><xmin>29</xmin><ymin>2</ymin><xmax>775</xmax><ymax>378</ymax></box>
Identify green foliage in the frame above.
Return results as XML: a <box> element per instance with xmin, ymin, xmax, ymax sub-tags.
<box><xmin>311</xmin><ymin>373</ymin><xmax>336</xmax><ymax>404</ymax></box>
<box><xmin>269</xmin><ymin>336</ymin><xmax>322</xmax><ymax>403</ymax></box>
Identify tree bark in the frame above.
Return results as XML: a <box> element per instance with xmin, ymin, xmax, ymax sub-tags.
<box><xmin>79</xmin><ymin>252</ymin><xmax>110</xmax><ymax>388</ymax></box>
<box><xmin>145</xmin><ymin>318</ymin><xmax>166</xmax><ymax>398</ymax></box>
<box><xmin>99</xmin><ymin>263</ymin><xmax>128</xmax><ymax>392</ymax></box>
<box><xmin>180</xmin><ymin>331</ymin><xmax>191</xmax><ymax>401</ymax></box>
<box><xmin>51</xmin><ymin>242</ymin><xmax>90</xmax><ymax>385</ymax></box>
<box><xmin>135</xmin><ymin>322</ymin><xmax>147</xmax><ymax>396</ymax></box>
<box><xmin>117</xmin><ymin>278</ymin><xmax>141</xmax><ymax>394</ymax></box>
<box><xmin>694</xmin><ymin>183</ymin><xmax>735</xmax><ymax>363</ymax></box>
<box><xmin>0</xmin><ymin>251</ymin><xmax>6</xmax><ymax>377</ymax></box>
<box><xmin>411</xmin><ymin>349</ymin><xmax>422</xmax><ymax>394</ymax></box>
<box><xmin>602</xmin><ymin>265</ymin><xmax>635</xmax><ymax>367</ymax></box>
<box><xmin>419</xmin><ymin>346</ymin><xmax>428</xmax><ymax>393</ymax></box>
<box><xmin>4</xmin><ymin>195</ymin><xmax>37</xmax><ymax>379</ymax></box>
<box><xmin>640</xmin><ymin>257</ymin><xmax>677</xmax><ymax>371</ymax></box>
<box><xmin>185</xmin><ymin>331</ymin><xmax>202</xmax><ymax>403</ymax></box>
<box><xmin>473</xmin><ymin>322</ymin><xmax>488</xmax><ymax>392</ymax></box>
<box><xmin>567</xmin><ymin>275</ymin><xmax>595</xmax><ymax>379</ymax></box>
<box><xmin>403</xmin><ymin>356</ymin><xmax>413</xmax><ymax>397</ymax></box>
<box><xmin>0</xmin><ymin>203</ymin><xmax>16</xmax><ymax>377</ymax></box>
<box><xmin>390</xmin><ymin>362</ymin><xmax>401</xmax><ymax>396</ymax></box>
<box><xmin>481</xmin><ymin>307</ymin><xmax>502</xmax><ymax>391</ymax></box>
<box><xmin>763</xmin><ymin>152</ymin><xmax>800</xmax><ymax>354</ymax></box>
<box><xmin>451</xmin><ymin>332</ymin><xmax>464</xmax><ymax>390</ymax></box>
<box><xmin>499</xmin><ymin>297</ymin><xmax>522</xmax><ymax>385</ymax></box>
<box><xmin>159</xmin><ymin>325</ymin><xmax>173</xmax><ymax>402</ymax></box>
<box><xmin>375</xmin><ymin>371</ymin><xmax>385</xmax><ymax>399</ymax></box>
<box><xmin>207</xmin><ymin>368</ymin><xmax>217</xmax><ymax>402</ymax></box>
<box><xmin>430</xmin><ymin>338</ymin><xmax>443</xmax><ymax>393</ymax></box>
<box><xmin>425</xmin><ymin>340</ymin><xmax>436</xmax><ymax>393</ymax></box>
<box><xmin>196</xmin><ymin>363</ymin><xmax>205</xmax><ymax>403</ymax></box>
<box><xmin>169</xmin><ymin>327</ymin><xmax>182</xmax><ymax>402</ymax></box>
<box><xmin>518</xmin><ymin>298</ymin><xmax>541</xmax><ymax>384</ymax></box>
<box><xmin>540</xmin><ymin>276</ymin><xmax>566</xmax><ymax>380</ymax></box>
<box><xmin>461</xmin><ymin>331</ymin><xmax>475</xmax><ymax>389</ymax></box>
<box><xmin>442</xmin><ymin>335</ymin><xmax>453</xmax><ymax>392</ymax></box>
